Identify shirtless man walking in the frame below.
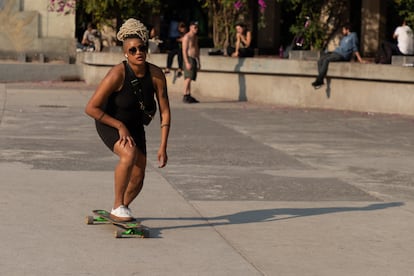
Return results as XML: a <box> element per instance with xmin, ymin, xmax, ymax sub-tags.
<box><xmin>182</xmin><ymin>21</ymin><xmax>200</xmax><ymax>103</ymax></box>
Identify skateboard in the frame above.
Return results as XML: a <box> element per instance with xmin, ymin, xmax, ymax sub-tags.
<box><xmin>86</xmin><ymin>209</ymin><xmax>150</xmax><ymax>238</ymax></box>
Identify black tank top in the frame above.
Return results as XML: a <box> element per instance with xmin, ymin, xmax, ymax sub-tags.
<box><xmin>104</xmin><ymin>61</ymin><xmax>155</xmax><ymax>127</ymax></box>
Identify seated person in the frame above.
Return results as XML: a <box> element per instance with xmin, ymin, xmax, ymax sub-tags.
<box><xmin>81</xmin><ymin>22</ymin><xmax>101</xmax><ymax>51</ymax></box>
<box><xmin>227</xmin><ymin>23</ymin><xmax>254</xmax><ymax>57</ymax></box>
<box><xmin>394</xmin><ymin>19</ymin><xmax>414</xmax><ymax>55</ymax></box>
<box><xmin>375</xmin><ymin>19</ymin><xmax>414</xmax><ymax>64</ymax></box>
<box><xmin>312</xmin><ymin>23</ymin><xmax>365</xmax><ymax>89</ymax></box>
<box><xmin>148</xmin><ymin>26</ymin><xmax>163</xmax><ymax>54</ymax></box>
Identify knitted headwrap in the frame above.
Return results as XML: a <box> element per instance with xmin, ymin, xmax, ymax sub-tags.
<box><xmin>116</xmin><ymin>18</ymin><xmax>148</xmax><ymax>44</ymax></box>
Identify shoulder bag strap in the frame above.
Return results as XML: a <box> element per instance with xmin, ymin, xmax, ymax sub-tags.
<box><xmin>124</xmin><ymin>61</ymin><xmax>146</xmax><ymax>111</ymax></box>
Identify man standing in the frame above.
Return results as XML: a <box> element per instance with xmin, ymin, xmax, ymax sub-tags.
<box><xmin>182</xmin><ymin>21</ymin><xmax>200</xmax><ymax>103</ymax></box>
<box><xmin>312</xmin><ymin>23</ymin><xmax>365</xmax><ymax>89</ymax></box>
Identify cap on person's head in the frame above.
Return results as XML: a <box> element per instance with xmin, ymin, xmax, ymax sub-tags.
<box><xmin>190</xmin><ymin>21</ymin><xmax>199</xmax><ymax>27</ymax></box>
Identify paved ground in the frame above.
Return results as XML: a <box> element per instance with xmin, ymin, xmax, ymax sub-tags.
<box><xmin>0</xmin><ymin>81</ymin><xmax>413</xmax><ymax>275</ymax></box>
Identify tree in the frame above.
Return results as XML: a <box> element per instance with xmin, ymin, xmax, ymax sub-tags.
<box><xmin>286</xmin><ymin>0</ymin><xmax>349</xmax><ymax>50</ymax></box>
<box><xmin>207</xmin><ymin>0</ymin><xmax>239</xmax><ymax>49</ymax></box>
<box><xmin>206</xmin><ymin>0</ymin><xmax>349</xmax><ymax>51</ymax></box>
<box><xmin>207</xmin><ymin>0</ymin><xmax>263</xmax><ymax>50</ymax></box>
<box><xmin>394</xmin><ymin>0</ymin><xmax>414</xmax><ymax>24</ymax></box>
<box><xmin>78</xmin><ymin>0</ymin><xmax>161</xmax><ymax>32</ymax></box>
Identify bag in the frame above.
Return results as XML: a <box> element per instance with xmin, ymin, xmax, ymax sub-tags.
<box><xmin>130</xmin><ymin>78</ymin><xmax>156</xmax><ymax>125</ymax></box>
<box><xmin>375</xmin><ymin>41</ymin><xmax>392</xmax><ymax>64</ymax></box>
<box><xmin>125</xmin><ymin>62</ymin><xmax>157</xmax><ymax>125</ymax></box>
<box><xmin>208</xmin><ymin>48</ymin><xmax>224</xmax><ymax>56</ymax></box>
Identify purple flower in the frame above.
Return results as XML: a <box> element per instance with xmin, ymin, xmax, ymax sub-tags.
<box><xmin>234</xmin><ymin>0</ymin><xmax>243</xmax><ymax>10</ymax></box>
<box><xmin>258</xmin><ymin>0</ymin><xmax>266</xmax><ymax>9</ymax></box>
<box><xmin>48</xmin><ymin>0</ymin><xmax>76</xmax><ymax>14</ymax></box>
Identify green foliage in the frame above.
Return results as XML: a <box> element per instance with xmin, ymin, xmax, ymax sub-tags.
<box><xmin>206</xmin><ymin>0</ymin><xmax>246</xmax><ymax>48</ymax></box>
<box><xmin>79</xmin><ymin>0</ymin><xmax>161</xmax><ymax>29</ymax></box>
<box><xmin>288</xmin><ymin>1</ymin><xmax>323</xmax><ymax>50</ymax></box>
<box><xmin>205</xmin><ymin>0</ymin><xmax>348</xmax><ymax>50</ymax></box>
<box><xmin>286</xmin><ymin>0</ymin><xmax>349</xmax><ymax>50</ymax></box>
<box><xmin>394</xmin><ymin>0</ymin><xmax>414</xmax><ymax>24</ymax></box>
<box><xmin>75</xmin><ymin>0</ymin><xmax>414</xmax><ymax>52</ymax></box>
<box><xmin>287</xmin><ymin>0</ymin><xmax>414</xmax><ymax>50</ymax></box>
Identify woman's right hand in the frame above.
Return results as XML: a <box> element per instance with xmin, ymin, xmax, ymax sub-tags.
<box><xmin>117</xmin><ymin>124</ymin><xmax>135</xmax><ymax>148</ymax></box>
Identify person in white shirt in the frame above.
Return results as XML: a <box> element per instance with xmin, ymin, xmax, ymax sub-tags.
<box><xmin>375</xmin><ymin>19</ymin><xmax>414</xmax><ymax>64</ymax></box>
<box><xmin>393</xmin><ymin>20</ymin><xmax>414</xmax><ymax>55</ymax></box>
<box><xmin>81</xmin><ymin>22</ymin><xmax>102</xmax><ymax>51</ymax></box>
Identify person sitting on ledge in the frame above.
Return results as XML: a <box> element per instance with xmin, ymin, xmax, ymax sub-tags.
<box><xmin>312</xmin><ymin>23</ymin><xmax>365</xmax><ymax>89</ymax></box>
<box><xmin>375</xmin><ymin>19</ymin><xmax>414</xmax><ymax>64</ymax></box>
<box><xmin>79</xmin><ymin>22</ymin><xmax>102</xmax><ymax>52</ymax></box>
<box><xmin>227</xmin><ymin>22</ymin><xmax>254</xmax><ymax>58</ymax></box>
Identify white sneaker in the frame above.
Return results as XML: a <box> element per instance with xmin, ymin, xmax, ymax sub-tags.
<box><xmin>125</xmin><ymin>206</ymin><xmax>133</xmax><ymax>217</ymax></box>
<box><xmin>110</xmin><ymin>205</ymin><xmax>133</xmax><ymax>222</ymax></box>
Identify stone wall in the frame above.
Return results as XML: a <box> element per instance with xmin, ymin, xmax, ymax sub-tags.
<box><xmin>1</xmin><ymin>50</ymin><xmax>413</xmax><ymax>116</ymax></box>
<box><xmin>0</xmin><ymin>0</ymin><xmax>76</xmax><ymax>62</ymax></box>
<box><xmin>77</xmin><ymin>51</ymin><xmax>414</xmax><ymax>116</ymax></box>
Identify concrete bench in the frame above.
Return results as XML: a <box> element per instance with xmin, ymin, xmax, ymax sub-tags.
<box><xmin>77</xmin><ymin>51</ymin><xmax>414</xmax><ymax>116</ymax></box>
<box><xmin>391</xmin><ymin>55</ymin><xmax>414</xmax><ymax>66</ymax></box>
<box><xmin>289</xmin><ymin>50</ymin><xmax>321</xmax><ymax>61</ymax></box>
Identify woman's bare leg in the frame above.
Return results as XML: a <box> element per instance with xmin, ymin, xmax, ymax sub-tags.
<box><xmin>124</xmin><ymin>150</ymin><xmax>146</xmax><ymax>207</ymax></box>
<box><xmin>113</xmin><ymin>140</ymin><xmax>137</xmax><ymax>209</ymax></box>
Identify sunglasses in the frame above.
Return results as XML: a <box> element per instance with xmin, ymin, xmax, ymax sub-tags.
<box><xmin>128</xmin><ymin>45</ymin><xmax>148</xmax><ymax>55</ymax></box>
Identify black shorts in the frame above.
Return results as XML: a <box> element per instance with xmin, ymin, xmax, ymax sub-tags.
<box><xmin>95</xmin><ymin>120</ymin><xmax>147</xmax><ymax>155</ymax></box>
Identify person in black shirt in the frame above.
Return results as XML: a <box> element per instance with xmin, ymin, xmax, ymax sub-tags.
<box><xmin>85</xmin><ymin>18</ymin><xmax>171</xmax><ymax>221</ymax></box>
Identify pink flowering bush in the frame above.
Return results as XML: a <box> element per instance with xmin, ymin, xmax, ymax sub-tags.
<box><xmin>234</xmin><ymin>0</ymin><xmax>243</xmax><ymax>10</ymax></box>
<box><xmin>208</xmin><ymin>0</ymin><xmax>268</xmax><ymax>49</ymax></box>
<box><xmin>48</xmin><ymin>0</ymin><xmax>76</xmax><ymax>15</ymax></box>
<box><xmin>258</xmin><ymin>0</ymin><xmax>267</xmax><ymax>13</ymax></box>
<box><xmin>232</xmin><ymin>0</ymin><xmax>267</xmax><ymax>28</ymax></box>
<box><xmin>257</xmin><ymin>0</ymin><xmax>267</xmax><ymax>28</ymax></box>
<box><xmin>233</xmin><ymin>0</ymin><xmax>267</xmax><ymax>15</ymax></box>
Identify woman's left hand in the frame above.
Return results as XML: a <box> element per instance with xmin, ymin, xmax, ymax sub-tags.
<box><xmin>158</xmin><ymin>149</ymin><xmax>168</xmax><ymax>168</ymax></box>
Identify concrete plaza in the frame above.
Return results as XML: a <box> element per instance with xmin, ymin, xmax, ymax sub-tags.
<box><xmin>0</xmin><ymin>81</ymin><xmax>413</xmax><ymax>275</ymax></box>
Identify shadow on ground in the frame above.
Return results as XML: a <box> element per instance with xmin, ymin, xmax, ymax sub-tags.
<box><xmin>143</xmin><ymin>202</ymin><xmax>403</xmax><ymax>238</ymax></box>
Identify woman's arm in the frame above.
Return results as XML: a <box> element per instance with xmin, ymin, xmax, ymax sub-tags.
<box><xmin>150</xmin><ymin>65</ymin><xmax>171</xmax><ymax>168</ymax></box>
<box><xmin>241</xmin><ymin>31</ymin><xmax>252</xmax><ymax>48</ymax></box>
<box><xmin>232</xmin><ymin>34</ymin><xmax>241</xmax><ymax>57</ymax></box>
<box><xmin>85</xmin><ymin>64</ymin><xmax>122</xmax><ymax>124</ymax></box>
<box><xmin>81</xmin><ymin>31</ymin><xmax>89</xmax><ymax>45</ymax></box>
<box><xmin>84</xmin><ymin>64</ymin><xmax>133</xmax><ymax>144</ymax></box>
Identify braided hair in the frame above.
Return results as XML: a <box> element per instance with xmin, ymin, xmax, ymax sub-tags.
<box><xmin>116</xmin><ymin>18</ymin><xmax>148</xmax><ymax>44</ymax></box>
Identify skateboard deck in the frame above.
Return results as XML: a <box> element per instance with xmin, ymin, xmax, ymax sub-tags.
<box><xmin>86</xmin><ymin>209</ymin><xmax>150</xmax><ymax>238</ymax></box>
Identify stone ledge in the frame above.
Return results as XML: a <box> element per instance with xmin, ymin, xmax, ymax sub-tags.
<box><xmin>78</xmin><ymin>51</ymin><xmax>414</xmax><ymax>116</ymax></box>
<box><xmin>289</xmin><ymin>50</ymin><xmax>321</xmax><ymax>61</ymax></box>
<box><xmin>4</xmin><ymin>51</ymin><xmax>409</xmax><ymax>116</ymax></box>
<box><xmin>0</xmin><ymin>51</ymin><xmax>74</xmax><ymax>64</ymax></box>
<box><xmin>391</xmin><ymin>55</ymin><xmax>414</xmax><ymax>66</ymax></box>
<box><xmin>0</xmin><ymin>63</ymin><xmax>81</xmax><ymax>82</ymax></box>
<box><xmin>79</xmin><ymin>52</ymin><xmax>414</xmax><ymax>84</ymax></box>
